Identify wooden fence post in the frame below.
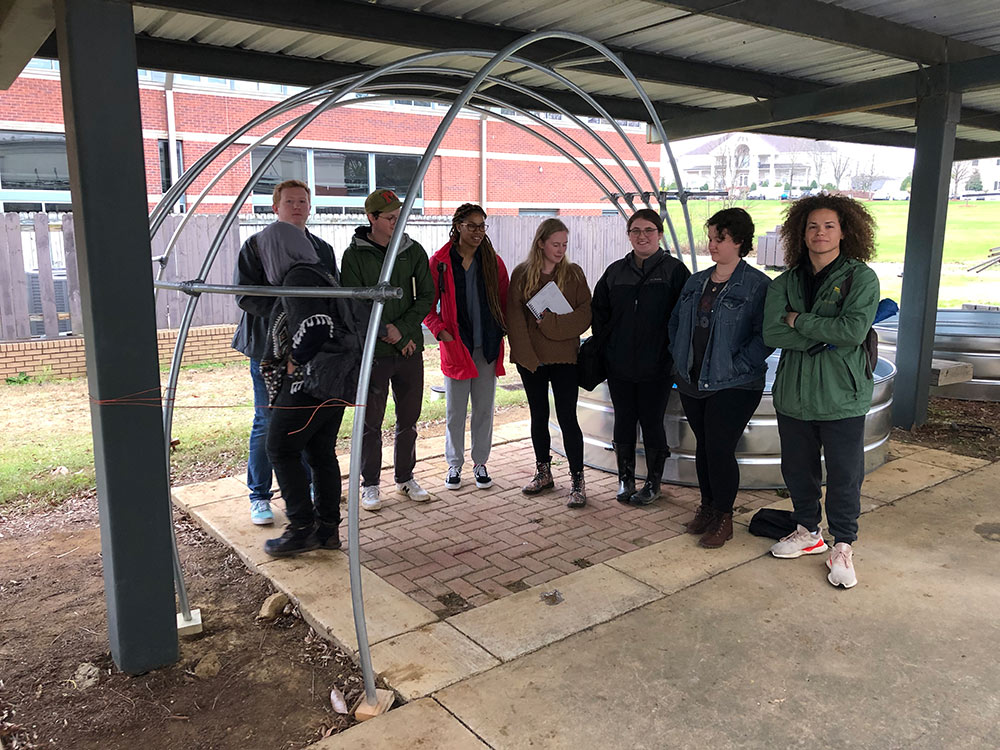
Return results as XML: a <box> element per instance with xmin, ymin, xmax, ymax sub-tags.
<box><xmin>0</xmin><ymin>213</ymin><xmax>32</xmax><ymax>340</ymax></box>
<box><xmin>62</xmin><ymin>214</ymin><xmax>85</xmax><ymax>335</ymax></box>
<box><xmin>34</xmin><ymin>213</ymin><xmax>60</xmax><ymax>338</ymax></box>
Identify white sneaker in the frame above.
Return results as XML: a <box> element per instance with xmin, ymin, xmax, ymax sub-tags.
<box><xmin>827</xmin><ymin>542</ymin><xmax>858</xmax><ymax>588</ymax></box>
<box><xmin>361</xmin><ymin>485</ymin><xmax>382</xmax><ymax>512</ymax></box>
<box><xmin>396</xmin><ymin>478</ymin><xmax>430</xmax><ymax>502</ymax></box>
<box><xmin>769</xmin><ymin>524</ymin><xmax>828</xmax><ymax>559</ymax></box>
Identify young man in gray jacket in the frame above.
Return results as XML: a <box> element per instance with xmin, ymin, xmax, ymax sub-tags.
<box><xmin>231</xmin><ymin>179</ymin><xmax>337</xmax><ymax>525</ymax></box>
<box><xmin>340</xmin><ymin>189</ymin><xmax>435</xmax><ymax>511</ymax></box>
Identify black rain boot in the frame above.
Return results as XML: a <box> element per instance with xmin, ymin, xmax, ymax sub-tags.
<box><xmin>614</xmin><ymin>442</ymin><xmax>637</xmax><ymax>505</ymax></box>
<box><xmin>630</xmin><ymin>448</ymin><xmax>669</xmax><ymax>506</ymax></box>
<box><xmin>264</xmin><ymin>523</ymin><xmax>319</xmax><ymax>558</ymax></box>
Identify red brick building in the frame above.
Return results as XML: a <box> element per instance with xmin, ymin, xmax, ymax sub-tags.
<box><xmin>0</xmin><ymin>62</ymin><xmax>661</xmax><ymax>217</ymax></box>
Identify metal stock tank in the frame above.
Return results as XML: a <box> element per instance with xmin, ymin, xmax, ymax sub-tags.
<box><xmin>551</xmin><ymin>352</ymin><xmax>896</xmax><ymax>489</ymax></box>
<box><xmin>875</xmin><ymin>309</ymin><xmax>1000</xmax><ymax>402</ymax></box>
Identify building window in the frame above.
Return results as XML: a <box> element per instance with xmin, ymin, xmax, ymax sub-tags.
<box><xmin>315</xmin><ymin>151</ymin><xmax>369</xmax><ymax>197</ymax></box>
<box><xmin>519</xmin><ymin>208</ymin><xmax>558</xmax><ymax>216</ymax></box>
<box><xmin>157</xmin><ymin>139</ymin><xmax>184</xmax><ymax>193</ymax></box>
<box><xmin>393</xmin><ymin>99</ymin><xmax>432</xmax><ymax>108</ymax></box>
<box><xmin>250</xmin><ymin>147</ymin><xmax>308</xmax><ymax>195</ymax></box>
<box><xmin>0</xmin><ymin>131</ymin><xmax>71</xmax><ymax>191</ymax></box>
<box><xmin>374</xmin><ymin>154</ymin><xmax>421</xmax><ymax>199</ymax></box>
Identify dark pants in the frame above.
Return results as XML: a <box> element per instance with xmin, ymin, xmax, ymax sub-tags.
<box><xmin>679</xmin><ymin>388</ymin><xmax>763</xmax><ymax>514</ymax></box>
<box><xmin>607</xmin><ymin>377</ymin><xmax>671</xmax><ymax>452</ymax></box>
<box><xmin>777</xmin><ymin>412</ymin><xmax>866</xmax><ymax>546</ymax></box>
<box><xmin>266</xmin><ymin>379</ymin><xmax>345</xmax><ymax>530</ymax></box>
<box><xmin>517</xmin><ymin>363</ymin><xmax>584</xmax><ymax>474</ymax></box>
<box><xmin>361</xmin><ymin>352</ymin><xmax>424</xmax><ymax>486</ymax></box>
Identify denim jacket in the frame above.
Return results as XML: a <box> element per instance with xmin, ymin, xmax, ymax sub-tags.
<box><xmin>668</xmin><ymin>259</ymin><xmax>773</xmax><ymax>391</ymax></box>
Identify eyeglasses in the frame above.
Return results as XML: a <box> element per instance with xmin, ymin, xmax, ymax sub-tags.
<box><xmin>462</xmin><ymin>222</ymin><xmax>488</xmax><ymax>232</ymax></box>
<box><xmin>628</xmin><ymin>227</ymin><xmax>659</xmax><ymax>237</ymax></box>
<box><xmin>379</xmin><ymin>213</ymin><xmax>399</xmax><ymax>223</ymax></box>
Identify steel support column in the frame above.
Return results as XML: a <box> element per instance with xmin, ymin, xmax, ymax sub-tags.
<box><xmin>893</xmin><ymin>91</ymin><xmax>961</xmax><ymax>429</ymax></box>
<box><xmin>55</xmin><ymin>0</ymin><xmax>178</xmax><ymax>672</ymax></box>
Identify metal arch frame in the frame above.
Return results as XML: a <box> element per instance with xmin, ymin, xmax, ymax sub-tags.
<box><xmin>153</xmin><ymin>31</ymin><xmax>696</xmax><ymax>706</ymax></box>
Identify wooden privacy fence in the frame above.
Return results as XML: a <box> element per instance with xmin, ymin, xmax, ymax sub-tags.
<box><xmin>0</xmin><ymin>211</ymin><xmax>696</xmax><ymax>343</ymax></box>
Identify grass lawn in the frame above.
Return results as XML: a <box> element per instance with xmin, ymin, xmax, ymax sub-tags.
<box><xmin>663</xmin><ymin>198</ymin><xmax>1000</xmax><ymax>264</ymax></box>
<box><xmin>0</xmin><ymin>349</ymin><xmax>528</xmax><ymax>509</ymax></box>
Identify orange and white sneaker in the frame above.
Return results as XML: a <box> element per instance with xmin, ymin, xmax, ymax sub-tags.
<box><xmin>769</xmin><ymin>524</ymin><xmax>829</xmax><ymax>559</ymax></box>
<box><xmin>827</xmin><ymin>542</ymin><xmax>858</xmax><ymax>588</ymax></box>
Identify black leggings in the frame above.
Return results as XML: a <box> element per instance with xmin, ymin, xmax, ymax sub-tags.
<box><xmin>679</xmin><ymin>388</ymin><xmax>763</xmax><ymax>514</ymax></box>
<box><xmin>517</xmin><ymin>363</ymin><xmax>584</xmax><ymax>473</ymax></box>
<box><xmin>607</xmin><ymin>377</ymin><xmax>671</xmax><ymax>452</ymax></box>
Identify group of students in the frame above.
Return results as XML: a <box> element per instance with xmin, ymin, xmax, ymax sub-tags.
<box><xmin>234</xmin><ymin>180</ymin><xmax>879</xmax><ymax>590</ymax></box>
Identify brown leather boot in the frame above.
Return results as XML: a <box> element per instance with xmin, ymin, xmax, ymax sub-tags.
<box><xmin>685</xmin><ymin>504</ymin><xmax>716</xmax><ymax>535</ymax></box>
<box><xmin>522</xmin><ymin>460</ymin><xmax>554</xmax><ymax>495</ymax></box>
<box><xmin>566</xmin><ymin>470</ymin><xmax>586</xmax><ymax>508</ymax></box>
<box><xmin>699</xmin><ymin>512</ymin><xmax>734</xmax><ymax>549</ymax></box>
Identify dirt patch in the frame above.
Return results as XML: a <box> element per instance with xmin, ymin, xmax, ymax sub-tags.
<box><xmin>891</xmin><ymin>396</ymin><xmax>1000</xmax><ymax>462</ymax></box>
<box><xmin>0</xmin><ymin>507</ymin><xmax>371</xmax><ymax>750</ymax></box>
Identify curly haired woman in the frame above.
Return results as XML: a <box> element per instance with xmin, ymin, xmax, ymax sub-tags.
<box><xmin>424</xmin><ymin>203</ymin><xmax>509</xmax><ymax>491</ymax></box>
<box><xmin>763</xmin><ymin>194</ymin><xmax>880</xmax><ymax>589</ymax></box>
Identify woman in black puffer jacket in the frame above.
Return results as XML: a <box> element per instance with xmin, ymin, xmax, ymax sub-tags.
<box><xmin>591</xmin><ymin>209</ymin><xmax>690</xmax><ymax>507</ymax></box>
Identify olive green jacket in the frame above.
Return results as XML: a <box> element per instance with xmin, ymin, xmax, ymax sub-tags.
<box><xmin>763</xmin><ymin>257</ymin><xmax>880</xmax><ymax>421</ymax></box>
<box><xmin>340</xmin><ymin>228</ymin><xmax>434</xmax><ymax>359</ymax></box>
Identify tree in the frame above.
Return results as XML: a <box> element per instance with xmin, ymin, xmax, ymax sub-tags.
<box><xmin>951</xmin><ymin>161</ymin><xmax>972</xmax><ymax>197</ymax></box>
<box><xmin>750</xmin><ymin>182</ymin><xmax>757</xmax><ymax>192</ymax></box>
<box><xmin>810</xmin><ymin>179</ymin><xmax>818</xmax><ymax>189</ymax></box>
<box><xmin>900</xmin><ymin>173</ymin><xmax>912</xmax><ymax>191</ymax></box>
<box><xmin>700</xmin><ymin>183</ymin><xmax>710</xmax><ymax>191</ymax></box>
<box><xmin>808</xmin><ymin>142</ymin><xmax>828</xmax><ymax>187</ymax></box>
<box><xmin>823</xmin><ymin>182</ymin><xmax>836</xmax><ymax>191</ymax></box>
<box><xmin>853</xmin><ymin>156</ymin><xmax>881</xmax><ymax>194</ymax></box>
<box><xmin>830</xmin><ymin>150</ymin><xmax>851</xmax><ymax>190</ymax></box>
<box><xmin>966</xmin><ymin>170</ymin><xmax>983</xmax><ymax>191</ymax></box>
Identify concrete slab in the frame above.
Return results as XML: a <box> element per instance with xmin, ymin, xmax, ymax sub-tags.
<box><xmin>435</xmin><ymin>462</ymin><xmax>1000</xmax><ymax>749</ymax></box>
<box><xmin>307</xmin><ymin>698</ymin><xmax>489</xmax><ymax>749</ymax></box>
<box><xmin>904</xmin><ymin>447</ymin><xmax>991</xmax><ymax>473</ymax></box>
<box><xmin>886</xmin><ymin>439</ymin><xmax>925</xmax><ymax>459</ymax></box>
<box><xmin>370</xmin><ymin>621</ymin><xmax>499</xmax><ymax>700</ymax></box>
<box><xmin>606</xmin><ymin>529</ymin><xmax>767</xmax><ymax>594</ymax></box>
<box><xmin>447</xmin><ymin>562</ymin><xmax>662</xmax><ymax>662</ymax></box>
<box><xmin>859</xmin><ymin>456</ymin><xmax>960</xmax><ymax>503</ymax></box>
<box><xmin>261</xmin><ymin>551</ymin><xmax>438</xmax><ymax>653</ymax></box>
<box><xmin>171</xmin><ymin>476</ymin><xmax>247</xmax><ymax>510</ymax></box>
<box><xmin>191</xmin><ymin>496</ymin><xmax>289</xmax><ymax>568</ymax></box>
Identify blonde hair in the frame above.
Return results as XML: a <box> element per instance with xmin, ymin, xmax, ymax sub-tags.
<box><xmin>450</xmin><ymin>203</ymin><xmax>505</xmax><ymax>329</ymax></box>
<box><xmin>520</xmin><ymin>218</ymin><xmax>575</xmax><ymax>298</ymax></box>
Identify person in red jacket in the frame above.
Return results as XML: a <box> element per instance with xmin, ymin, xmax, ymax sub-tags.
<box><xmin>424</xmin><ymin>203</ymin><xmax>509</xmax><ymax>490</ymax></box>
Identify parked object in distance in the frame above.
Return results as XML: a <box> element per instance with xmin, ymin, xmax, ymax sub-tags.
<box><xmin>871</xmin><ymin>189</ymin><xmax>910</xmax><ymax>200</ymax></box>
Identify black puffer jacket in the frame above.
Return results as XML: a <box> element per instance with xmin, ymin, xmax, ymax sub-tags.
<box><xmin>591</xmin><ymin>249</ymin><xmax>691</xmax><ymax>383</ymax></box>
<box><xmin>274</xmin><ymin>263</ymin><xmax>366</xmax><ymax>403</ymax></box>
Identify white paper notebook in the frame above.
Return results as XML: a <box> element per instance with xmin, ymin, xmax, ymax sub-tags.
<box><xmin>526</xmin><ymin>281</ymin><xmax>573</xmax><ymax>319</ymax></box>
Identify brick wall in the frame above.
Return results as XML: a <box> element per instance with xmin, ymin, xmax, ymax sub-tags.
<box><xmin>1</xmin><ymin>75</ymin><xmax>661</xmax><ymax>217</ymax></box>
<box><xmin>0</xmin><ymin>325</ymin><xmax>243</xmax><ymax>381</ymax></box>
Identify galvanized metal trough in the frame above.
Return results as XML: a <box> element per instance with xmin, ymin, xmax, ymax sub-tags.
<box><xmin>551</xmin><ymin>352</ymin><xmax>896</xmax><ymax>489</ymax></box>
<box><xmin>875</xmin><ymin>309</ymin><xmax>1000</xmax><ymax>402</ymax></box>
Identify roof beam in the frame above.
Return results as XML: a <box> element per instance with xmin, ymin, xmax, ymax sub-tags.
<box><xmin>661</xmin><ymin>54</ymin><xmax>1000</xmax><ymax>140</ymax></box>
<box><xmin>134</xmin><ymin>0</ymin><xmax>822</xmax><ymax>99</ymax></box>
<box><xmin>649</xmin><ymin>0</ymin><xmax>993</xmax><ymax>64</ymax></box>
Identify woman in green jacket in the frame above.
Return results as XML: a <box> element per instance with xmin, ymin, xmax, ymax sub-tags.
<box><xmin>763</xmin><ymin>195</ymin><xmax>879</xmax><ymax>589</ymax></box>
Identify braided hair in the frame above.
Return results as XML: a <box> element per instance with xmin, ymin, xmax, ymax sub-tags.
<box><xmin>450</xmin><ymin>203</ymin><xmax>505</xmax><ymax>329</ymax></box>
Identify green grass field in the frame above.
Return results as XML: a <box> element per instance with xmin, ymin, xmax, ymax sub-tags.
<box><xmin>662</xmin><ymin>199</ymin><xmax>1000</xmax><ymax>264</ymax></box>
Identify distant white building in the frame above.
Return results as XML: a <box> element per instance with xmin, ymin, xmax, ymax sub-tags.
<box><xmin>674</xmin><ymin>133</ymin><xmax>839</xmax><ymax>193</ymax></box>
<box><xmin>967</xmin><ymin>155</ymin><xmax>1000</xmax><ymax>193</ymax></box>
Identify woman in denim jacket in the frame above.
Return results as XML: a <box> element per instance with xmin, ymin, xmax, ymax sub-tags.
<box><xmin>668</xmin><ymin>208</ymin><xmax>773</xmax><ymax>548</ymax></box>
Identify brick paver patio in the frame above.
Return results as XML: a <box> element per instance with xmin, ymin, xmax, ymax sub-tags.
<box><xmin>355</xmin><ymin>435</ymin><xmax>781</xmax><ymax>618</ymax></box>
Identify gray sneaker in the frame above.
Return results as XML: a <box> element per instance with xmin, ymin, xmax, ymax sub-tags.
<box><xmin>770</xmin><ymin>524</ymin><xmax>828</xmax><ymax>559</ymax></box>
<box><xmin>827</xmin><ymin>542</ymin><xmax>858</xmax><ymax>588</ymax></box>
<box><xmin>361</xmin><ymin>485</ymin><xmax>382</xmax><ymax>512</ymax></box>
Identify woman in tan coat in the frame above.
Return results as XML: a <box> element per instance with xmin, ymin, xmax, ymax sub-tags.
<box><xmin>507</xmin><ymin>218</ymin><xmax>592</xmax><ymax>507</ymax></box>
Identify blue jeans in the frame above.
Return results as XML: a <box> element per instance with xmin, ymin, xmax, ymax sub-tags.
<box><xmin>248</xmin><ymin>358</ymin><xmax>311</xmax><ymax>505</ymax></box>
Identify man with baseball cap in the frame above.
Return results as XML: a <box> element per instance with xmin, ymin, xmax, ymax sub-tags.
<box><xmin>341</xmin><ymin>189</ymin><xmax>435</xmax><ymax>510</ymax></box>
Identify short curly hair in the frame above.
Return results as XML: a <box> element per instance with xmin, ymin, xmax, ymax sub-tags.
<box><xmin>706</xmin><ymin>207</ymin><xmax>755</xmax><ymax>257</ymax></box>
<box><xmin>779</xmin><ymin>194</ymin><xmax>877</xmax><ymax>267</ymax></box>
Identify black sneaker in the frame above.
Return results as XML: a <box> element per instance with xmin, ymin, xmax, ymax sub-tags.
<box><xmin>473</xmin><ymin>464</ymin><xmax>493</xmax><ymax>489</ymax></box>
<box><xmin>264</xmin><ymin>525</ymin><xmax>320</xmax><ymax>558</ymax></box>
<box><xmin>315</xmin><ymin>522</ymin><xmax>342</xmax><ymax>550</ymax></box>
<box><xmin>444</xmin><ymin>466</ymin><xmax>462</xmax><ymax>490</ymax></box>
